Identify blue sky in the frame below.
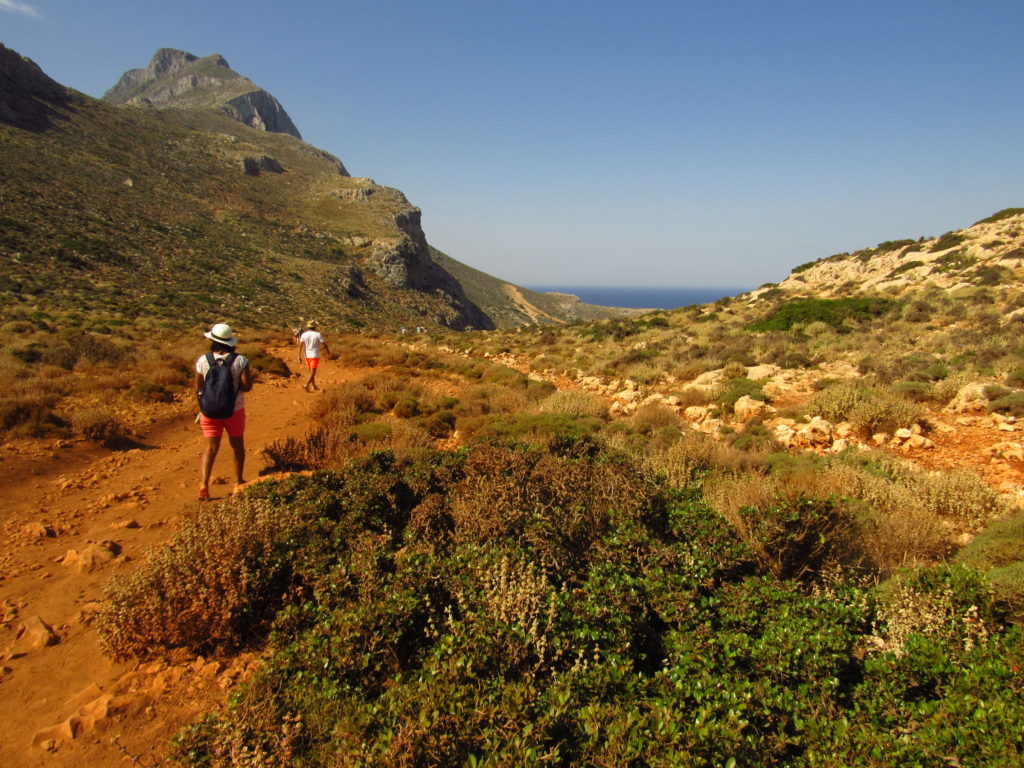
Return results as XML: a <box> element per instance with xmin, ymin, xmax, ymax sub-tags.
<box><xmin>3</xmin><ymin>0</ymin><xmax>1023</xmax><ymax>288</ymax></box>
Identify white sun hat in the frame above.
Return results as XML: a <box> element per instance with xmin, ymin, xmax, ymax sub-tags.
<box><xmin>203</xmin><ymin>322</ymin><xmax>238</xmax><ymax>347</ymax></box>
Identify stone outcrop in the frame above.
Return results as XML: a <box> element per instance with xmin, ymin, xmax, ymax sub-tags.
<box><xmin>242</xmin><ymin>155</ymin><xmax>285</xmax><ymax>175</ymax></box>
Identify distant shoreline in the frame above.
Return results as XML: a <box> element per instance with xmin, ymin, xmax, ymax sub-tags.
<box><xmin>524</xmin><ymin>285</ymin><xmax>751</xmax><ymax>310</ymax></box>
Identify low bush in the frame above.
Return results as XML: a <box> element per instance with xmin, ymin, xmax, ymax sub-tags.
<box><xmin>0</xmin><ymin>396</ymin><xmax>69</xmax><ymax>438</ymax></box>
<box><xmin>848</xmin><ymin>392</ymin><xmax>925</xmax><ymax>436</ymax></box>
<box><xmin>128</xmin><ymin>379</ymin><xmax>174</xmax><ymax>403</ymax></box>
<box><xmin>71</xmin><ymin>406</ymin><xmax>128</xmax><ymax>445</ymax></box>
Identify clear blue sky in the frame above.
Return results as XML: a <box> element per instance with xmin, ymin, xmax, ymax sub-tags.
<box><xmin>4</xmin><ymin>0</ymin><xmax>1023</xmax><ymax>288</ymax></box>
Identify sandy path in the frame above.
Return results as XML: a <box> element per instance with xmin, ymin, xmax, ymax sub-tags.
<box><xmin>0</xmin><ymin>346</ymin><xmax>354</xmax><ymax>768</ymax></box>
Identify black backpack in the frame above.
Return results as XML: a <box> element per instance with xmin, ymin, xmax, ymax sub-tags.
<box><xmin>199</xmin><ymin>352</ymin><xmax>238</xmax><ymax>419</ymax></box>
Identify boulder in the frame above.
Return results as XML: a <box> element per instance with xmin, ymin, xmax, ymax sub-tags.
<box><xmin>944</xmin><ymin>382</ymin><xmax>992</xmax><ymax>414</ymax></box>
<box><xmin>746</xmin><ymin>364</ymin><xmax>779</xmax><ymax>380</ymax></box>
<box><xmin>683</xmin><ymin>406</ymin><xmax>708</xmax><ymax>424</ymax></box>
<box><xmin>733</xmin><ymin>395</ymin><xmax>768</xmax><ymax>423</ymax></box>
<box><xmin>773</xmin><ymin>423</ymin><xmax>796</xmax><ymax>447</ymax></box>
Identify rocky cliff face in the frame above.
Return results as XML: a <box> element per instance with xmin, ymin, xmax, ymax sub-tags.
<box><xmin>363</xmin><ymin>188</ymin><xmax>494</xmax><ymax>329</ymax></box>
<box><xmin>103</xmin><ymin>48</ymin><xmax>303</xmax><ymax>141</ymax></box>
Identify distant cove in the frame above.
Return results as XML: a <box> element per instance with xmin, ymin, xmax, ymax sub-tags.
<box><xmin>526</xmin><ymin>285</ymin><xmax>752</xmax><ymax>310</ymax></box>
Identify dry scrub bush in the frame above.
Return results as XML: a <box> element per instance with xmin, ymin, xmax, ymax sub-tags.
<box><xmin>98</xmin><ymin>497</ymin><xmax>304</xmax><ymax>659</ymax></box>
<box><xmin>848</xmin><ymin>395</ymin><xmax>925</xmax><ymax>436</ymax></box>
<box><xmin>628</xmin><ymin>404</ymin><xmax>682</xmax><ymax>435</ymax></box>
<box><xmin>645</xmin><ymin>431</ymin><xmax>765</xmax><ymax>488</ymax></box>
<box><xmin>535</xmin><ymin>390</ymin><xmax>608</xmax><ymax>420</ymax></box>
<box><xmin>804</xmin><ymin>382</ymin><xmax>872</xmax><ymax>423</ymax></box>
<box><xmin>447</xmin><ymin>446</ymin><xmax>660</xmax><ymax>570</ymax></box>
<box><xmin>309</xmin><ymin>383</ymin><xmax>373</xmax><ymax>421</ymax></box>
<box><xmin>71</xmin><ymin>406</ymin><xmax>127</xmax><ymax>444</ymax></box>
<box><xmin>871</xmin><ymin>568</ymin><xmax>997</xmax><ymax>656</ymax></box>
<box><xmin>922</xmin><ymin>470</ymin><xmax>1003</xmax><ymax>530</ymax></box>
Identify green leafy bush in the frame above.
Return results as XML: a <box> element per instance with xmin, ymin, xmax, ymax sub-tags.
<box><xmin>748</xmin><ymin>298</ymin><xmax>897</xmax><ymax>333</ymax></box>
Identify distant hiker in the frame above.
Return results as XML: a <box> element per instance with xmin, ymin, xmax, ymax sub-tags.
<box><xmin>194</xmin><ymin>323</ymin><xmax>252</xmax><ymax>500</ymax></box>
<box><xmin>298</xmin><ymin>320</ymin><xmax>331</xmax><ymax>392</ymax></box>
<box><xmin>292</xmin><ymin>317</ymin><xmax>304</xmax><ymax>344</ymax></box>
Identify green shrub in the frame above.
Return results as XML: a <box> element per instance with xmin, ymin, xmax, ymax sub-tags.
<box><xmin>974</xmin><ymin>207</ymin><xmax>1024</xmax><ymax>225</ymax></box>
<box><xmin>955</xmin><ymin>516</ymin><xmax>1024</xmax><ymax>571</ymax></box>
<box><xmin>987</xmin><ymin>391</ymin><xmax>1024</xmax><ymax>417</ymax></box>
<box><xmin>748</xmin><ymin>298</ymin><xmax>898</xmax><ymax>333</ymax></box>
<box><xmin>893</xmin><ymin>380</ymin><xmax>932</xmax><ymax>402</ymax></box>
<box><xmin>717</xmin><ymin>377</ymin><xmax>767</xmax><ymax>415</ymax></box>
<box><xmin>930</xmin><ymin>232</ymin><xmax>967</xmax><ymax>252</ymax></box>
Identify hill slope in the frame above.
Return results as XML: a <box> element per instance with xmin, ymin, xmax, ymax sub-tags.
<box><xmin>2</xmin><ymin>45</ymin><xmax>640</xmax><ymax>334</ymax></box>
<box><xmin>747</xmin><ymin>209</ymin><xmax>1024</xmax><ymax>306</ymax></box>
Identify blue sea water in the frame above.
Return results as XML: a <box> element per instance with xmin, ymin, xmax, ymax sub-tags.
<box><xmin>525</xmin><ymin>286</ymin><xmax>752</xmax><ymax>310</ymax></box>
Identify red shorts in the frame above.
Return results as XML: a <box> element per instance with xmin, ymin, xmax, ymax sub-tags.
<box><xmin>305</xmin><ymin>357</ymin><xmax>320</xmax><ymax>369</ymax></box>
<box><xmin>199</xmin><ymin>408</ymin><xmax>246</xmax><ymax>438</ymax></box>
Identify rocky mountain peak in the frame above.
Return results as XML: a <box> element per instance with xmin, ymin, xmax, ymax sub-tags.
<box><xmin>103</xmin><ymin>48</ymin><xmax>302</xmax><ymax>140</ymax></box>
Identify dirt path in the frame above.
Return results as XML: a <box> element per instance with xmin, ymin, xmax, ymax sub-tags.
<box><xmin>0</xmin><ymin>346</ymin><xmax>355</xmax><ymax>768</ymax></box>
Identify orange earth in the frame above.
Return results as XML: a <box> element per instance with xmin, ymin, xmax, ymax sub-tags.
<box><xmin>0</xmin><ymin>342</ymin><xmax>1021</xmax><ymax>767</ymax></box>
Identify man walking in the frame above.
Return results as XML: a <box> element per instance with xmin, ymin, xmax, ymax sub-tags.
<box><xmin>298</xmin><ymin>320</ymin><xmax>331</xmax><ymax>392</ymax></box>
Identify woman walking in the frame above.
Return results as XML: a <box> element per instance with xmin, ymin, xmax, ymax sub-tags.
<box><xmin>194</xmin><ymin>323</ymin><xmax>252</xmax><ymax>499</ymax></box>
<box><xmin>298</xmin><ymin>320</ymin><xmax>331</xmax><ymax>392</ymax></box>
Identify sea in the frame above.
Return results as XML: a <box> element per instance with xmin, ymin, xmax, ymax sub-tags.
<box><xmin>524</xmin><ymin>286</ymin><xmax>753</xmax><ymax>310</ymax></box>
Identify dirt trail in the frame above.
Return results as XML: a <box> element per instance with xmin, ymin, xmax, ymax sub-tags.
<box><xmin>0</xmin><ymin>347</ymin><xmax>356</xmax><ymax>768</ymax></box>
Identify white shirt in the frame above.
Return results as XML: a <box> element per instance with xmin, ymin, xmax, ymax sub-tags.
<box><xmin>195</xmin><ymin>352</ymin><xmax>248</xmax><ymax>411</ymax></box>
<box><xmin>300</xmin><ymin>330</ymin><xmax>325</xmax><ymax>358</ymax></box>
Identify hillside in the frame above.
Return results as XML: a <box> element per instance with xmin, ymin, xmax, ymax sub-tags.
<box><xmin>0</xmin><ymin>45</ymin><xmax>636</xmax><ymax>335</ymax></box>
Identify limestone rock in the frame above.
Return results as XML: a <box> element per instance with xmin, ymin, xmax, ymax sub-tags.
<box><xmin>683</xmin><ymin>406</ymin><xmax>708</xmax><ymax>424</ymax></box>
<box><xmin>733</xmin><ymin>395</ymin><xmax>768</xmax><ymax>423</ymax></box>
<box><xmin>746</xmin><ymin>364</ymin><xmax>779</xmax><ymax>380</ymax></box>
<box><xmin>944</xmin><ymin>382</ymin><xmax>992</xmax><ymax>414</ymax></box>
